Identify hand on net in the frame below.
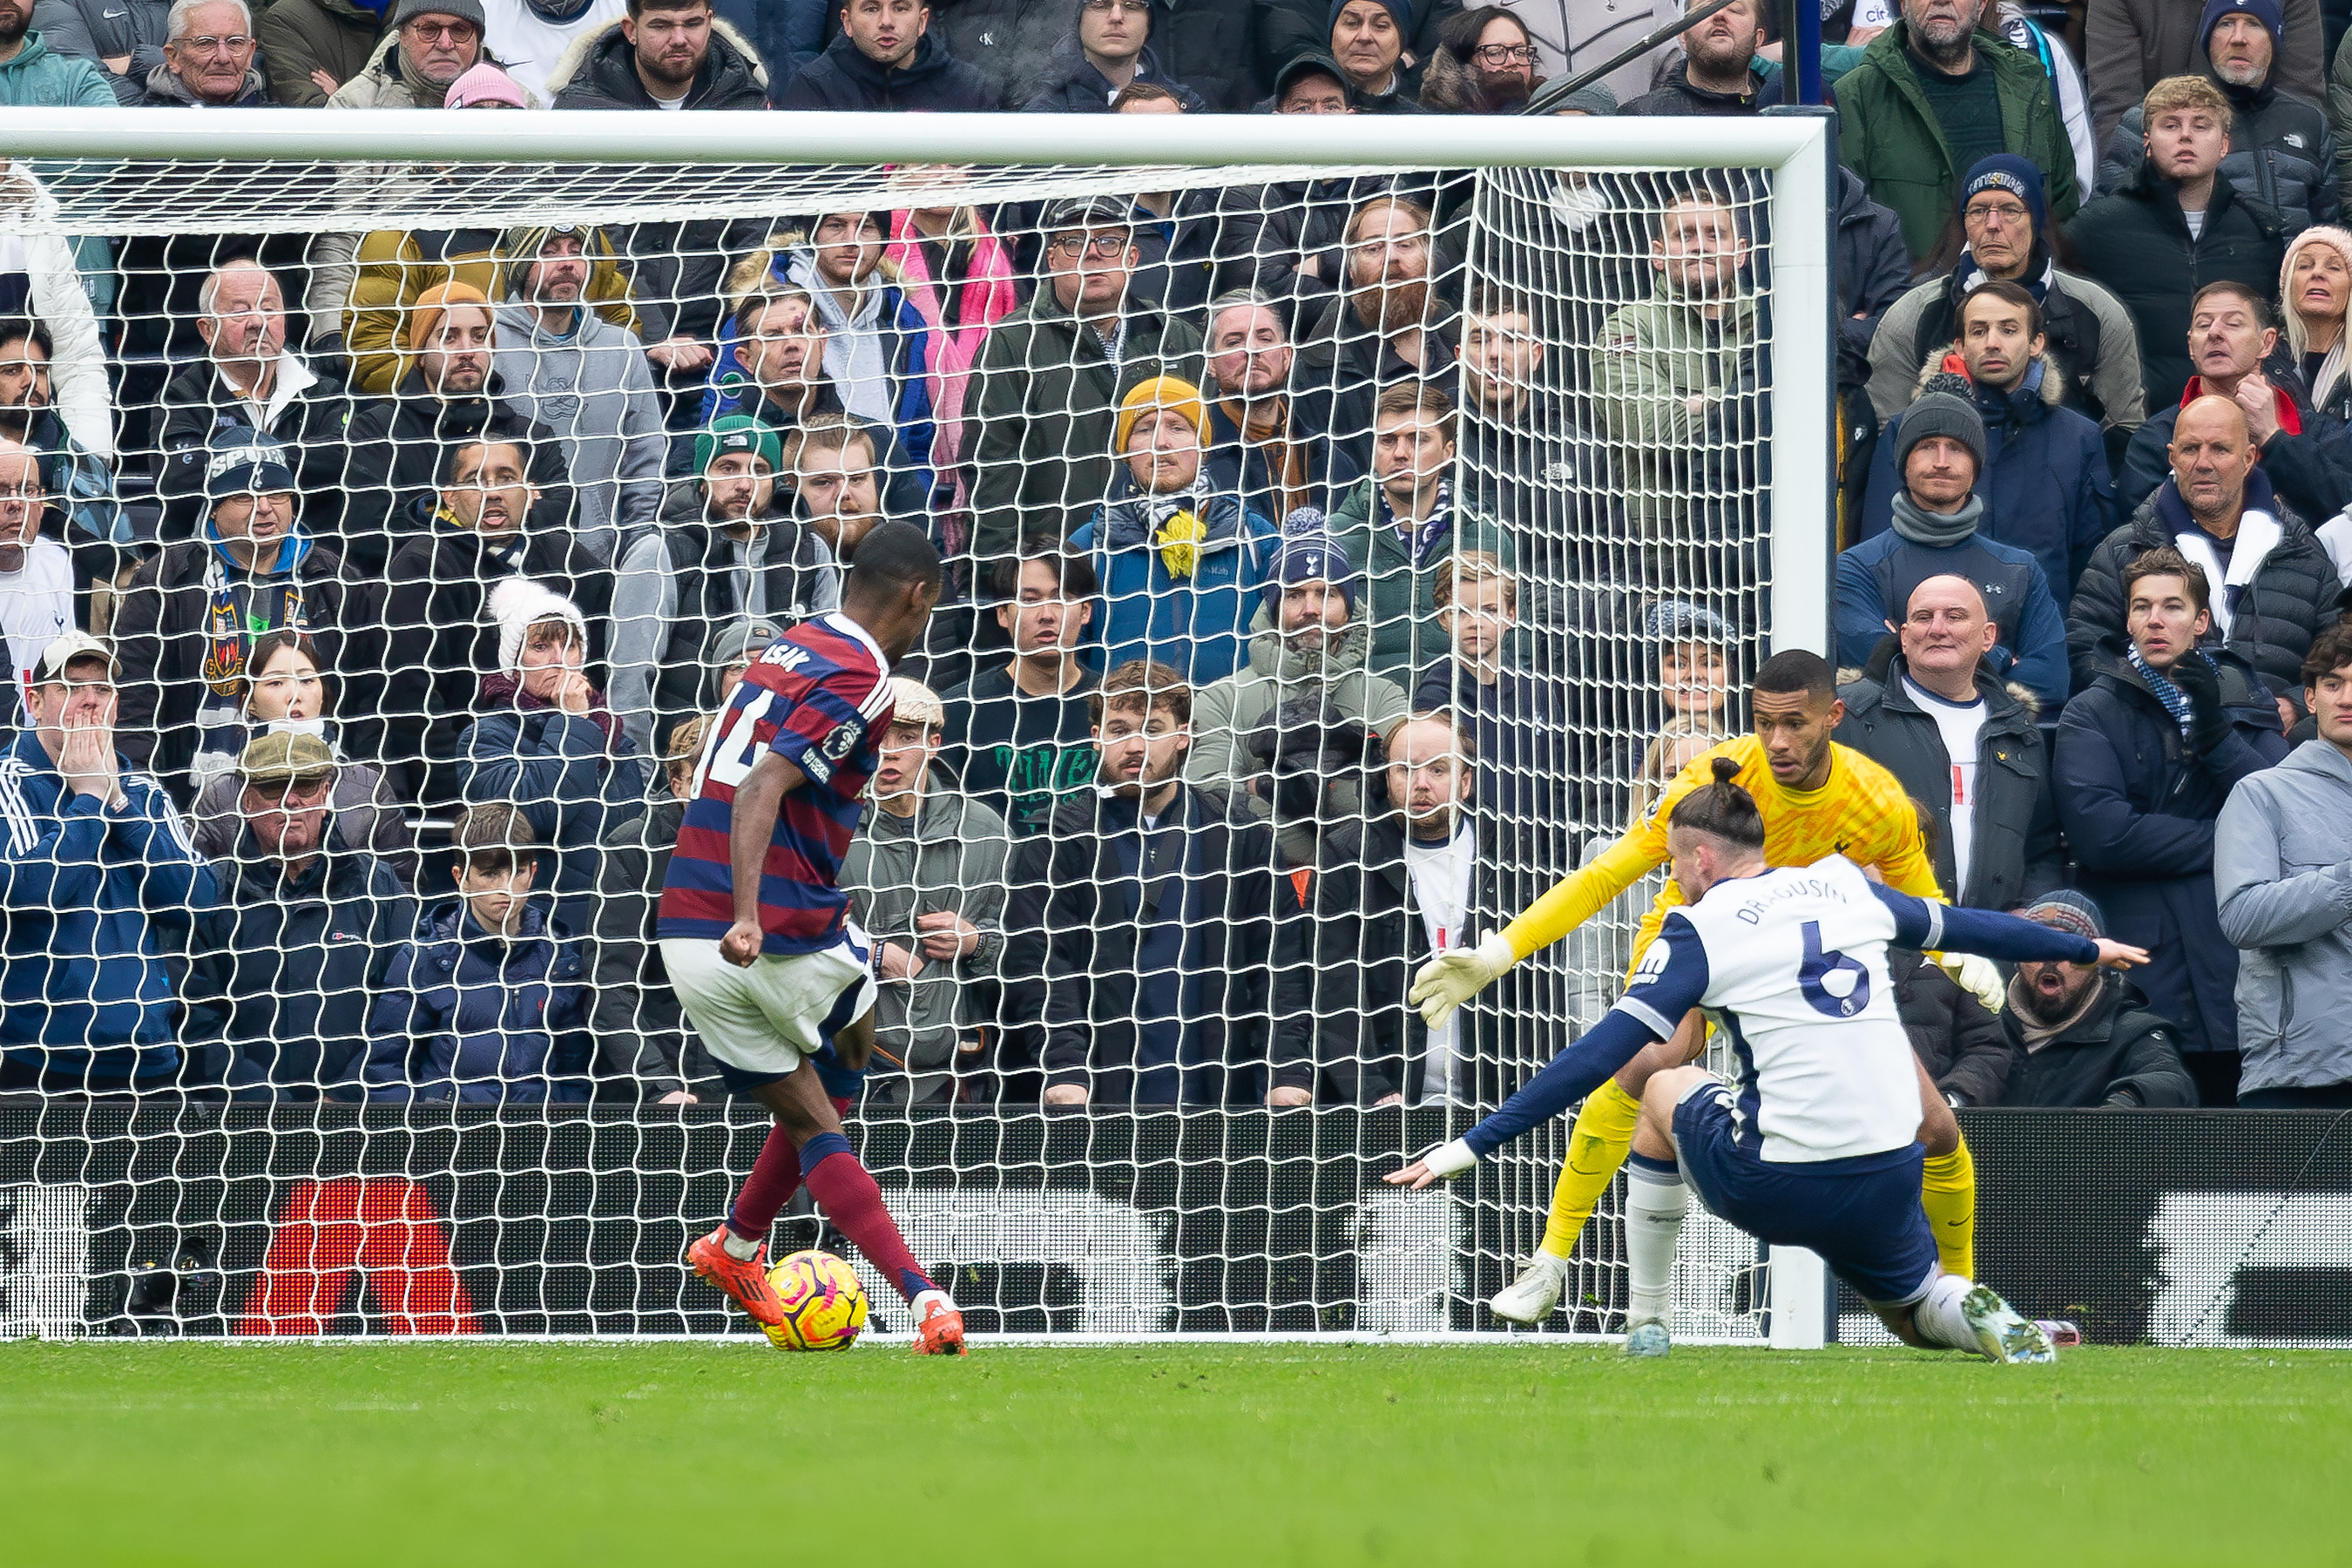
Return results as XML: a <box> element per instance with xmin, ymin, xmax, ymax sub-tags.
<box><xmin>1938</xmin><ymin>951</ymin><xmax>2007</xmax><ymax>1015</ymax></box>
<box><xmin>1407</xmin><ymin>929</ymin><xmax>1517</xmax><ymax>1031</ymax></box>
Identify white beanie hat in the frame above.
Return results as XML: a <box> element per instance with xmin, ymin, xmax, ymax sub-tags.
<box><xmin>490</xmin><ymin>576</ymin><xmax>588</xmax><ymax>677</ymax></box>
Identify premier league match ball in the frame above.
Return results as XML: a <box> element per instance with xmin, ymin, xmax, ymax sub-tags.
<box><xmin>760</xmin><ymin>1249</ymin><xmax>869</xmax><ymax>1352</ymax></box>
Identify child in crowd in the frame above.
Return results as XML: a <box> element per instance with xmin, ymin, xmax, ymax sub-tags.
<box><xmin>1416</xmin><ymin>551</ymin><xmax>1564</xmax><ymax>847</ymax></box>
<box><xmin>364</xmin><ymin>802</ymin><xmax>593</xmax><ymax>1104</ymax></box>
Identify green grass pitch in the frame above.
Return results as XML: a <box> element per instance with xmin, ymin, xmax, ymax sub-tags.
<box><xmin>5</xmin><ymin>1340</ymin><xmax>2346</xmax><ymax>1565</ymax></box>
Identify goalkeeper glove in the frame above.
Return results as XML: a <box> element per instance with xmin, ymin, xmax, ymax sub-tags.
<box><xmin>1939</xmin><ymin>951</ymin><xmax>2006</xmax><ymax>1016</ymax></box>
<box><xmin>1409</xmin><ymin>929</ymin><xmax>1518</xmax><ymax>1031</ymax></box>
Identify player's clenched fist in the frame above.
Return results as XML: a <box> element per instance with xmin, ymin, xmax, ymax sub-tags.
<box><xmin>720</xmin><ymin>921</ymin><xmax>765</xmax><ymax>969</ymax></box>
<box><xmin>1408</xmin><ymin>930</ymin><xmax>1519</xmax><ymax>1030</ymax></box>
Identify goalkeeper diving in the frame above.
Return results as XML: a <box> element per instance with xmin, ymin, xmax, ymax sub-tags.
<box><xmin>1410</xmin><ymin>650</ymin><xmax>2005</xmax><ymax>1324</ymax></box>
<box><xmin>1389</xmin><ymin>757</ymin><xmax>2146</xmax><ymax>1362</ymax></box>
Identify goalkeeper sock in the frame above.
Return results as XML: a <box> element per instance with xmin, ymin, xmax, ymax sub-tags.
<box><xmin>1623</xmin><ymin>1152</ymin><xmax>1687</xmax><ymax>1328</ymax></box>
<box><xmin>1538</xmin><ymin>1077</ymin><xmax>1645</xmax><ymax>1261</ymax></box>
<box><xmin>725</xmin><ymin>1124</ymin><xmax>805</xmax><ymax>1250</ymax></box>
<box><xmin>801</xmin><ymin>1132</ymin><xmax>939</xmax><ymax>1305</ymax></box>
<box><xmin>1910</xmin><ymin>1274</ymin><xmax>1980</xmax><ymax>1353</ymax></box>
<box><xmin>1920</xmin><ymin>1138</ymin><xmax>1976</xmax><ymax>1280</ymax></box>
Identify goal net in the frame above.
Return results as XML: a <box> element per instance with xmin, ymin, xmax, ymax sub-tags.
<box><xmin>0</xmin><ymin>110</ymin><xmax>1832</xmax><ymax>1342</ymax></box>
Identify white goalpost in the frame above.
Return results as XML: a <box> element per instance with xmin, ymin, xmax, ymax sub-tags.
<box><xmin>0</xmin><ymin>106</ymin><xmax>1836</xmax><ymax>1345</ymax></box>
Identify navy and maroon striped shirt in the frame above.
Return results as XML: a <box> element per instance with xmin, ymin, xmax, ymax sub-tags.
<box><xmin>658</xmin><ymin>614</ymin><xmax>896</xmax><ymax>956</ymax></box>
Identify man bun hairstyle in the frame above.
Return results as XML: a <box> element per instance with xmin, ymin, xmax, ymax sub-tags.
<box><xmin>1753</xmin><ymin>647</ymin><xmax>1836</xmax><ymax>702</ymax></box>
<box><xmin>1668</xmin><ymin>754</ymin><xmax>1766</xmax><ymax>851</ymax></box>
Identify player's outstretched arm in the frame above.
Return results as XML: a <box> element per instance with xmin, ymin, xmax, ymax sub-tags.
<box><xmin>1389</xmin><ymin>920</ymin><xmax>1711</xmax><ymax>1189</ymax></box>
<box><xmin>1869</xmin><ymin>882</ymin><xmax>2148</xmax><ymax>970</ymax></box>
<box><xmin>1408</xmin><ymin>828</ymin><xmax>1671</xmax><ymax>1029</ymax></box>
<box><xmin>721</xmin><ymin>749</ymin><xmax>807</xmax><ymax>968</ymax></box>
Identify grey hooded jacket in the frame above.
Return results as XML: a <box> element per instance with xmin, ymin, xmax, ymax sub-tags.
<box><xmin>841</xmin><ymin>784</ymin><xmax>1011</xmax><ymax>1106</ymax></box>
<box><xmin>2214</xmin><ymin>738</ymin><xmax>2352</xmax><ymax>1094</ymax></box>
<box><xmin>490</xmin><ymin>299</ymin><xmax>665</xmax><ymax>565</ymax></box>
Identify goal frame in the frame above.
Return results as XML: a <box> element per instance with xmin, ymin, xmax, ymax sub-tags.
<box><xmin>0</xmin><ymin>105</ymin><xmax>1840</xmax><ymax>1348</ymax></box>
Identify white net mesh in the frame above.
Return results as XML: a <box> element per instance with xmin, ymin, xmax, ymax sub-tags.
<box><xmin>0</xmin><ymin>134</ymin><xmax>1815</xmax><ymax>1341</ymax></box>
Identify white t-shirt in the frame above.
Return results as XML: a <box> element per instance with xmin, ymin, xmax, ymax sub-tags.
<box><xmin>2185</xmin><ymin>209</ymin><xmax>2207</xmax><ymax>240</ymax></box>
<box><xmin>1903</xmin><ymin>675</ymin><xmax>1987</xmax><ymax>896</ymax></box>
<box><xmin>1405</xmin><ymin>822</ymin><xmax>1476</xmax><ymax>1099</ymax></box>
<box><xmin>477</xmin><ymin>0</ymin><xmax>629</xmax><ymax>101</ymax></box>
<box><xmin>0</xmin><ymin>537</ymin><xmax>74</xmax><ymax>709</ymax></box>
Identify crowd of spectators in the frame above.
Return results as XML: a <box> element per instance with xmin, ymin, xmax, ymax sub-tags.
<box><xmin>0</xmin><ymin>0</ymin><xmax>2349</xmax><ymax>1114</ymax></box>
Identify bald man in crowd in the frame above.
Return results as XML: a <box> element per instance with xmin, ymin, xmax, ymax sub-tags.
<box><xmin>2067</xmin><ymin>395</ymin><xmax>2344</xmax><ymax>720</ymax></box>
<box><xmin>1835</xmin><ymin>573</ymin><xmax>2063</xmax><ymax>913</ymax></box>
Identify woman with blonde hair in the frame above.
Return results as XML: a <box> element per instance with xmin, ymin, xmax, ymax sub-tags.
<box><xmin>2281</xmin><ymin>225</ymin><xmax>2352</xmax><ymax>422</ymax></box>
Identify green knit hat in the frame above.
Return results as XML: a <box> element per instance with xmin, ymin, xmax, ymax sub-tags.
<box><xmin>694</xmin><ymin>414</ymin><xmax>783</xmax><ymax>478</ymax></box>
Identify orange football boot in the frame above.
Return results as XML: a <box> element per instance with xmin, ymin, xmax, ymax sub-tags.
<box><xmin>686</xmin><ymin>1226</ymin><xmax>788</xmax><ymax>1327</ymax></box>
<box><xmin>911</xmin><ymin>1294</ymin><xmax>967</xmax><ymax>1355</ymax></box>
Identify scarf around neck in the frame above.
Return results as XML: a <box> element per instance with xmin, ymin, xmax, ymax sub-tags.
<box><xmin>2125</xmin><ymin>643</ymin><xmax>2214</xmax><ymax>740</ymax></box>
<box><xmin>202</xmin><ymin>529</ymin><xmax>310</xmax><ymax>700</ymax></box>
<box><xmin>2007</xmin><ymin>968</ymin><xmax>2109</xmax><ymax>1052</ymax></box>
<box><xmin>1888</xmin><ymin>490</ymin><xmax>1983</xmax><ymax>548</ymax></box>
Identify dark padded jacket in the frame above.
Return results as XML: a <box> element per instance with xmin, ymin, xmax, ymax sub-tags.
<box><xmin>2003</xmin><ymin>976</ymin><xmax>2199</xmax><ymax>1107</ymax></box>
<box><xmin>184</xmin><ymin>841</ymin><xmax>415</xmax><ymax>1100</ymax></box>
<box><xmin>2053</xmin><ymin>640</ymin><xmax>2289</xmax><ymax>1054</ymax></box>
<box><xmin>363</xmin><ymin>896</ymin><xmax>593</xmax><ymax>1104</ymax></box>
<box><xmin>337</xmin><ymin>373</ymin><xmax>578</xmax><ymax>579</ymax></box>
<box><xmin>2065</xmin><ymin>159</ymin><xmax>2288</xmax><ymax>411</ymax></box>
<box><xmin>774</xmin><ymin>30</ymin><xmax>997</xmax><ymax>111</ymax></box>
<box><xmin>2097</xmin><ymin>72</ymin><xmax>2338</xmax><ymax>238</ymax></box>
<box><xmin>2065</xmin><ymin>470</ymin><xmax>2344</xmax><ymax>698</ymax></box>
<box><xmin>253</xmin><ymin>0</ymin><xmax>385</xmax><ymax>106</ymax></box>
<box><xmin>1021</xmin><ymin>36</ymin><xmax>1206</xmax><ymax>111</ymax></box>
<box><xmin>1277</xmin><ymin>812</ymin><xmax>1507</xmax><ymax>1107</ymax></box>
<box><xmin>1835</xmin><ymin>651</ymin><xmax>2063</xmax><ymax>914</ymax></box>
<box><xmin>154</xmin><ymin>355</ymin><xmax>362</xmax><ymax>546</ymax></box>
<box><xmin>1040</xmin><ymin>781</ymin><xmax>1288</xmax><ymax>1105</ymax></box>
<box><xmin>1890</xmin><ymin>947</ymin><xmax>2017</xmax><ymax>1107</ymax></box>
<box><xmin>546</xmin><ymin>16</ymin><xmax>768</xmax><ymax>109</ymax></box>
<box><xmin>1858</xmin><ymin>348</ymin><xmax>2117</xmax><ymax>601</ymax></box>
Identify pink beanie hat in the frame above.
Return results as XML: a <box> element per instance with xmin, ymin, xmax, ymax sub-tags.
<box><xmin>445</xmin><ymin>63</ymin><xmax>527</xmax><ymax>110</ymax></box>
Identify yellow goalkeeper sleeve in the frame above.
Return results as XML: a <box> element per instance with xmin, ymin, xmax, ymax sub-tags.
<box><xmin>1500</xmin><ymin>827</ymin><xmax>1666</xmax><ymax>963</ymax></box>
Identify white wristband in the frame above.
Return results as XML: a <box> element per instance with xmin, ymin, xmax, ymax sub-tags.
<box><xmin>1475</xmin><ymin>931</ymin><xmax>1518</xmax><ymax>976</ymax></box>
<box><xmin>1422</xmin><ymin>1138</ymin><xmax>1477</xmax><ymax>1179</ymax></box>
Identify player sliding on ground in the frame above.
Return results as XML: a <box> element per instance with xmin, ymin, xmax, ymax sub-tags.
<box><xmin>1389</xmin><ymin>760</ymin><xmax>2145</xmax><ymax>1360</ymax></box>
<box><xmin>1410</xmin><ymin>649</ymin><xmax>1998</xmax><ymax>1325</ymax></box>
<box><xmin>660</xmin><ymin>521</ymin><xmax>966</xmax><ymax>1355</ymax></box>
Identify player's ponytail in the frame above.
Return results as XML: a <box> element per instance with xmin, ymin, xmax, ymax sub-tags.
<box><xmin>1668</xmin><ymin>755</ymin><xmax>1767</xmax><ymax>851</ymax></box>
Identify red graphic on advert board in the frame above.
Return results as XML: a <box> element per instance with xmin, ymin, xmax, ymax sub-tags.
<box><xmin>237</xmin><ymin>1178</ymin><xmax>480</xmax><ymax>1335</ymax></box>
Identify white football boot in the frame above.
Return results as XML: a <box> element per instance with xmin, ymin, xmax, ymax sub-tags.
<box><xmin>1961</xmin><ymin>1284</ymin><xmax>2058</xmax><ymax>1364</ymax></box>
<box><xmin>1489</xmin><ymin>1253</ymin><xmax>1570</xmax><ymax>1325</ymax></box>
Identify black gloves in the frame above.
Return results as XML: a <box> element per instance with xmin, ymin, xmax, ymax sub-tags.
<box><xmin>2169</xmin><ymin>653</ymin><xmax>2234</xmax><ymax>756</ymax></box>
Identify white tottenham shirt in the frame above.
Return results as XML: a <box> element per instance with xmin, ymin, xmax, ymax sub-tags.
<box><xmin>1903</xmin><ymin>674</ymin><xmax>1986</xmax><ymax>896</ymax></box>
<box><xmin>0</xmin><ymin>538</ymin><xmax>75</xmax><ymax>706</ymax></box>
<box><xmin>1405</xmin><ymin>821</ymin><xmax>1476</xmax><ymax>1099</ymax></box>
<box><xmin>1629</xmin><ymin>855</ymin><xmax>1923</xmax><ymax>1161</ymax></box>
